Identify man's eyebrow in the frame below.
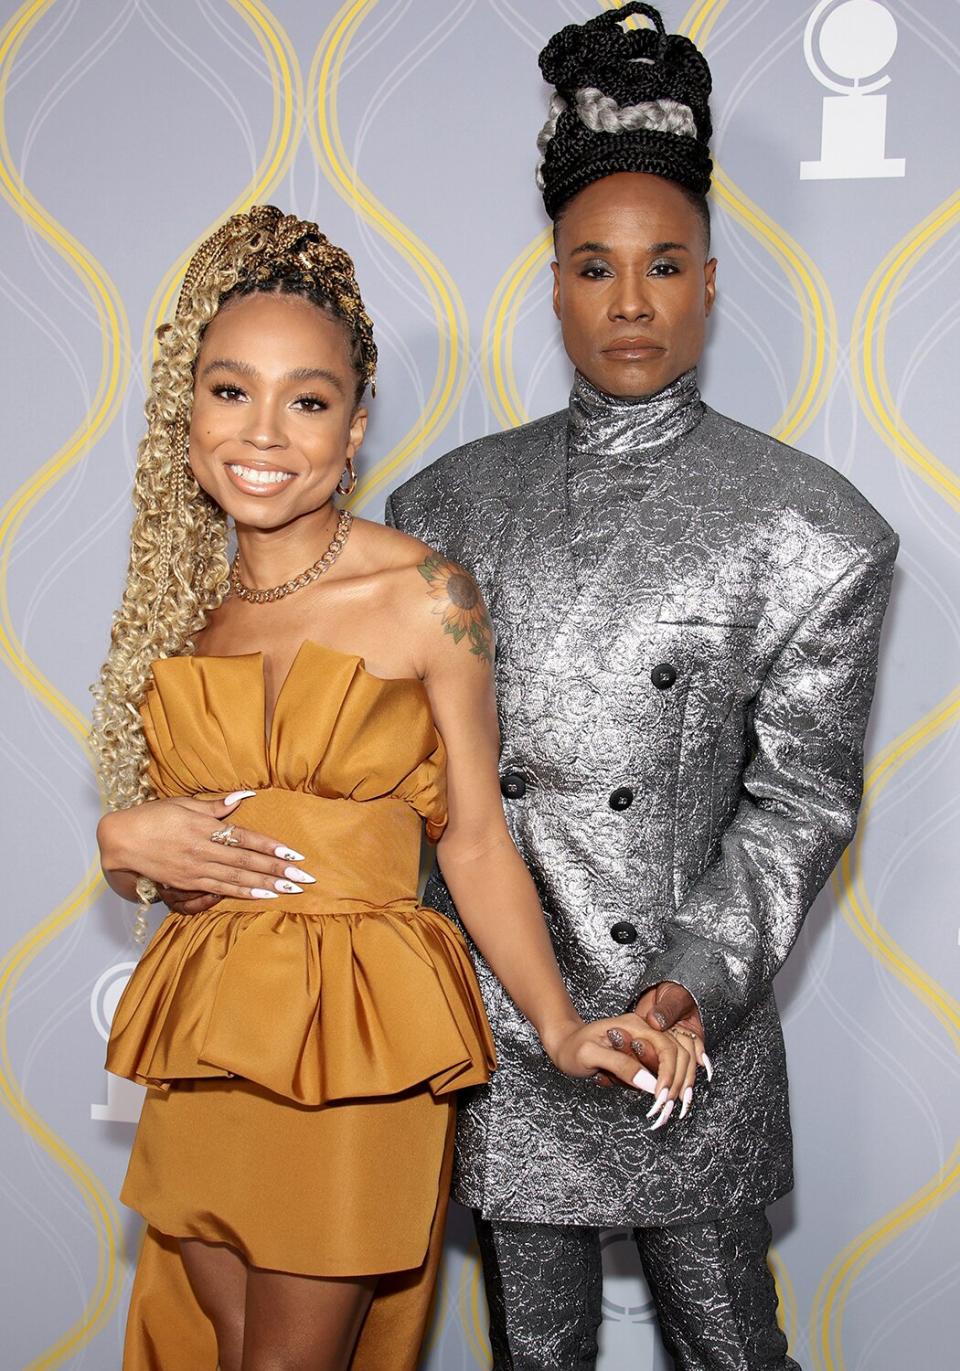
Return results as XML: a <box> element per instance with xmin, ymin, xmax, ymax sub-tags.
<box><xmin>568</xmin><ymin>240</ymin><xmax>691</xmax><ymax>257</ymax></box>
<box><xmin>199</xmin><ymin>358</ymin><xmax>345</xmax><ymax>393</ymax></box>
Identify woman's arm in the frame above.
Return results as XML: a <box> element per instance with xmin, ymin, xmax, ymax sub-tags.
<box><xmin>413</xmin><ymin>556</ymin><xmax>692</xmax><ymax>1099</ymax></box>
<box><xmin>96</xmin><ymin>793</ymin><xmax>313</xmax><ymax>907</ymax></box>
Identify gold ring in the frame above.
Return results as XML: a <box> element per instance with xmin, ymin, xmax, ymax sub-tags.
<box><xmin>209</xmin><ymin>824</ymin><xmax>241</xmax><ymax>847</ymax></box>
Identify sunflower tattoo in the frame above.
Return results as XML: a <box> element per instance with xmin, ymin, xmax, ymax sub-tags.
<box><xmin>419</xmin><ymin>555</ymin><xmax>494</xmax><ymax>665</ymax></box>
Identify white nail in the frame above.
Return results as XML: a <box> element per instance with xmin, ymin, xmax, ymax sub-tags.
<box><xmin>646</xmin><ymin>1087</ymin><xmax>669</xmax><ymax>1120</ymax></box>
<box><xmin>275</xmin><ymin>846</ymin><xmax>305</xmax><ymax>862</ymax></box>
<box><xmin>702</xmin><ymin>1052</ymin><xmax>714</xmax><ymax>1082</ymax></box>
<box><xmin>283</xmin><ymin>866</ymin><xmax>315</xmax><ymax>884</ymax></box>
<box><xmin>631</xmin><ymin>1067</ymin><xmax>658</xmax><ymax>1093</ymax></box>
<box><xmin>679</xmin><ymin>1086</ymin><xmax>694</xmax><ymax>1120</ymax></box>
<box><xmin>250</xmin><ymin>888</ymin><xmax>279</xmax><ymax>899</ymax></box>
<box><xmin>224</xmin><ymin>790</ymin><xmax>257</xmax><ymax>805</ymax></box>
<box><xmin>649</xmin><ymin>1099</ymin><xmax>675</xmax><ymax>1132</ymax></box>
<box><xmin>275</xmin><ymin>879</ymin><xmax>303</xmax><ymax>894</ymax></box>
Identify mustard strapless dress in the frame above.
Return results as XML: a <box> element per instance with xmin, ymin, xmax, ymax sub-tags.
<box><xmin>106</xmin><ymin>641</ymin><xmax>495</xmax><ymax>1370</ymax></box>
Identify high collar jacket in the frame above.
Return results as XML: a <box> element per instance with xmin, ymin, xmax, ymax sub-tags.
<box><xmin>385</xmin><ymin>394</ymin><xmax>897</xmax><ymax>1228</ymax></box>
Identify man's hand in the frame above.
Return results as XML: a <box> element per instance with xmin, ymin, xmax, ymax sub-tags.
<box><xmin>636</xmin><ymin>981</ymin><xmax>703</xmax><ymax>1036</ymax></box>
<box><xmin>631</xmin><ymin>982</ymin><xmax>712</xmax><ymax>1081</ymax></box>
<box><xmin>154</xmin><ymin>884</ymin><xmax>220</xmax><ymax>917</ymax></box>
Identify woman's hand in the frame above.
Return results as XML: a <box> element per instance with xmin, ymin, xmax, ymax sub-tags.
<box><xmin>540</xmin><ymin>1014</ymin><xmax>698</xmax><ymax>1128</ymax></box>
<box><xmin>97</xmin><ymin>791</ymin><xmax>315</xmax><ymax>904</ymax></box>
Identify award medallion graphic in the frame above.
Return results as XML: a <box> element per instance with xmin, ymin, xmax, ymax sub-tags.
<box><xmin>800</xmin><ymin>0</ymin><xmax>905</xmax><ymax>179</ymax></box>
<box><xmin>90</xmin><ymin>962</ymin><xmax>144</xmax><ymax>1123</ymax></box>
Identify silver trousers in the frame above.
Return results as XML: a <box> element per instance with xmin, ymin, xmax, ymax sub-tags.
<box><xmin>473</xmin><ymin>1209</ymin><xmax>801</xmax><ymax>1371</ymax></box>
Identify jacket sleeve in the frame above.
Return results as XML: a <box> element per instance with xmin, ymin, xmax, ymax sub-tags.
<box><xmin>636</xmin><ymin>530</ymin><xmax>898</xmax><ymax>1045</ymax></box>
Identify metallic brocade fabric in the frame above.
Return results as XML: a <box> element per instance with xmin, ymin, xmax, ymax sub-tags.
<box><xmin>386</xmin><ymin>371</ymin><xmax>898</xmax><ymax>1228</ymax></box>
<box><xmin>475</xmin><ymin>1210</ymin><xmax>799</xmax><ymax>1371</ymax></box>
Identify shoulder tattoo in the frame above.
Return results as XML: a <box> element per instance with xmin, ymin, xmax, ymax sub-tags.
<box><xmin>418</xmin><ymin>554</ymin><xmax>494</xmax><ymax>665</ymax></box>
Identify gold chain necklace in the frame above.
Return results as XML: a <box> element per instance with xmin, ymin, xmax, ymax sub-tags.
<box><xmin>230</xmin><ymin>509</ymin><xmax>353</xmax><ymax>604</ymax></box>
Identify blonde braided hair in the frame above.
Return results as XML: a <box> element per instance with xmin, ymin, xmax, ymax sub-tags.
<box><xmin>91</xmin><ymin>205</ymin><xmax>376</xmax><ymax>837</ymax></box>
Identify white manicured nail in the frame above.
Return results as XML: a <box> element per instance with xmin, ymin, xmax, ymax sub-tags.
<box><xmin>283</xmin><ymin>866</ymin><xmax>315</xmax><ymax>884</ymax></box>
<box><xmin>679</xmin><ymin>1086</ymin><xmax>694</xmax><ymax>1120</ymax></box>
<box><xmin>702</xmin><ymin>1052</ymin><xmax>714</xmax><ymax>1082</ymax></box>
<box><xmin>646</xmin><ymin>1088</ymin><xmax>669</xmax><ymax>1120</ymax></box>
<box><xmin>649</xmin><ymin>1099</ymin><xmax>675</xmax><ymax>1132</ymax></box>
<box><xmin>631</xmin><ymin>1068</ymin><xmax>658</xmax><ymax>1093</ymax></box>
<box><xmin>275</xmin><ymin>879</ymin><xmax>302</xmax><ymax>894</ymax></box>
<box><xmin>224</xmin><ymin>790</ymin><xmax>257</xmax><ymax>805</ymax></box>
<box><xmin>250</xmin><ymin>888</ymin><xmax>278</xmax><ymax>899</ymax></box>
<box><xmin>275</xmin><ymin>846</ymin><xmax>305</xmax><ymax>862</ymax></box>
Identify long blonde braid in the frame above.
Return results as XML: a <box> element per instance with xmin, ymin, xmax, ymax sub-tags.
<box><xmin>91</xmin><ymin>206</ymin><xmax>377</xmax><ymax>904</ymax></box>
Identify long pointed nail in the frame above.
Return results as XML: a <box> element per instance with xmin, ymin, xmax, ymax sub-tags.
<box><xmin>649</xmin><ymin>1099</ymin><xmax>675</xmax><ymax>1131</ymax></box>
<box><xmin>632</xmin><ymin>1067</ymin><xmax>658</xmax><ymax>1093</ymax></box>
<box><xmin>275</xmin><ymin>879</ymin><xmax>303</xmax><ymax>894</ymax></box>
<box><xmin>275</xmin><ymin>846</ymin><xmax>305</xmax><ymax>862</ymax></box>
<box><xmin>250</xmin><ymin>888</ymin><xmax>279</xmax><ymax>899</ymax></box>
<box><xmin>679</xmin><ymin>1086</ymin><xmax>694</xmax><ymax>1120</ymax></box>
<box><xmin>646</xmin><ymin>1087</ymin><xmax>669</xmax><ymax>1120</ymax></box>
<box><xmin>283</xmin><ymin>866</ymin><xmax>315</xmax><ymax>884</ymax></box>
<box><xmin>702</xmin><ymin>1053</ymin><xmax>714</xmax><ymax>1082</ymax></box>
<box><xmin>224</xmin><ymin>790</ymin><xmax>257</xmax><ymax>805</ymax></box>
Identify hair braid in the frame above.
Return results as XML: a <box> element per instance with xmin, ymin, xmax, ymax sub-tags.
<box><xmin>91</xmin><ymin>207</ymin><xmax>377</xmax><ymax>828</ymax></box>
<box><xmin>536</xmin><ymin>3</ymin><xmax>714</xmax><ymax>218</ymax></box>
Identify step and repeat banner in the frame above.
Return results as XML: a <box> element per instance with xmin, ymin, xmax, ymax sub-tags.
<box><xmin>1</xmin><ymin>2</ymin><xmax>957</xmax><ymax>1367</ymax></box>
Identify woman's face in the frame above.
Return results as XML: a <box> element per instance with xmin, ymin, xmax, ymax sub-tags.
<box><xmin>188</xmin><ymin>291</ymin><xmax>366</xmax><ymax>529</ymax></box>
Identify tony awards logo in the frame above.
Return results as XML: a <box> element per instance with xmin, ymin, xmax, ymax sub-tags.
<box><xmin>800</xmin><ymin>0</ymin><xmax>905</xmax><ymax>180</ymax></box>
<box><xmin>90</xmin><ymin>962</ymin><xmax>143</xmax><ymax>1124</ymax></box>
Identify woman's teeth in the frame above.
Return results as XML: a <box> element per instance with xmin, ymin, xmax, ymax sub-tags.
<box><xmin>228</xmin><ymin>464</ymin><xmax>293</xmax><ymax>485</ymax></box>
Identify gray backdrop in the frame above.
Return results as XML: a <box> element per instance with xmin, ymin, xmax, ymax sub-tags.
<box><xmin>1</xmin><ymin>2</ymin><xmax>957</xmax><ymax>1368</ymax></box>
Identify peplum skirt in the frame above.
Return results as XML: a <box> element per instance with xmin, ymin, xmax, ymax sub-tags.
<box><xmin>106</xmin><ymin>807</ymin><xmax>495</xmax><ymax>1369</ymax></box>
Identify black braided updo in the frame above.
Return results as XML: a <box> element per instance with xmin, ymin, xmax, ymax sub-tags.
<box><xmin>537</xmin><ymin>3</ymin><xmax>713</xmax><ymax>223</ymax></box>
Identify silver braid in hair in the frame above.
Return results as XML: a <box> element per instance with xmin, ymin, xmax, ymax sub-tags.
<box><xmin>536</xmin><ymin>88</ymin><xmax>696</xmax><ymax>190</ymax></box>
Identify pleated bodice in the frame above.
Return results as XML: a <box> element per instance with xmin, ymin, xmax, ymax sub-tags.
<box><xmin>106</xmin><ymin>640</ymin><xmax>495</xmax><ymax>1107</ymax></box>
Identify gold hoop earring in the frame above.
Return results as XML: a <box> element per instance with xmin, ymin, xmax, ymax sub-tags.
<box><xmin>336</xmin><ymin>458</ymin><xmax>357</xmax><ymax>497</ymax></box>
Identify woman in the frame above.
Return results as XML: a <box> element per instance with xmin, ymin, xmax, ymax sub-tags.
<box><xmin>93</xmin><ymin>206</ymin><xmax>697</xmax><ymax>1371</ymax></box>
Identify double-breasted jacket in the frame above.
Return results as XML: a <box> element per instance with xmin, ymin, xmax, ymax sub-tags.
<box><xmin>386</xmin><ymin>393</ymin><xmax>897</xmax><ymax>1227</ymax></box>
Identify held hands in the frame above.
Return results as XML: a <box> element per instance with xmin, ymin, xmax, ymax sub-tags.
<box><xmin>540</xmin><ymin>1013</ymin><xmax>700</xmax><ymax>1129</ymax></box>
<box><xmin>97</xmin><ymin>790</ymin><xmax>316</xmax><ymax>912</ymax></box>
<box><xmin>631</xmin><ymin>981</ymin><xmax>712</xmax><ymax>1083</ymax></box>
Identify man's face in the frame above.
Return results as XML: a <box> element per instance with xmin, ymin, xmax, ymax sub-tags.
<box><xmin>552</xmin><ymin>172</ymin><xmax>717</xmax><ymax>398</ymax></box>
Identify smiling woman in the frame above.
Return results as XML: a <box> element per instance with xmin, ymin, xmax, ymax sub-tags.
<box><xmin>89</xmin><ymin>206</ymin><xmax>681</xmax><ymax>1371</ymax></box>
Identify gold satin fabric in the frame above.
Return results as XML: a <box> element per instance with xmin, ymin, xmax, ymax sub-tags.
<box><xmin>107</xmin><ymin>642</ymin><xmax>495</xmax><ymax>1365</ymax></box>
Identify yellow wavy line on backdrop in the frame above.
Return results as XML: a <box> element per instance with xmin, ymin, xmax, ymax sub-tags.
<box><xmin>482</xmin><ymin>0</ymin><xmax>836</xmax><ymax>445</ymax></box>
<box><xmin>812</xmin><ymin>699</ymin><xmax>960</xmax><ymax>1369</ymax></box>
<box><xmin>140</xmin><ymin>0</ymin><xmax>302</xmax><ymax>379</ymax></box>
<box><xmin>0</xmin><ymin>2</ymin><xmax>130</xmax><ymax>1365</ymax></box>
<box><xmin>840</xmin><ymin>688</ymin><xmax>960</xmax><ymax>1051</ymax></box>
<box><xmin>1</xmin><ymin>1</ymin><xmax>300</xmax><ymax>1364</ymax></box>
<box><xmin>0</xmin><ymin>865</ymin><xmax>113</xmax><ymax>1370</ymax></box>
<box><xmin>307</xmin><ymin>0</ymin><xmax>469</xmax><ymax>512</ymax></box>
<box><xmin>0</xmin><ymin>0</ymin><xmax>128</xmax><ymax>732</ymax></box>
<box><xmin>813</xmin><ymin>192</ymin><xmax>960</xmax><ymax>1370</ymax></box>
<box><xmin>768</xmin><ymin>1244</ymin><xmax>798</xmax><ymax>1351</ymax></box>
<box><xmin>458</xmin><ymin>1237</ymin><xmax>489</xmax><ymax>1367</ymax></box>
<box><xmin>853</xmin><ymin>191</ymin><xmax>960</xmax><ymax>513</ymax></box>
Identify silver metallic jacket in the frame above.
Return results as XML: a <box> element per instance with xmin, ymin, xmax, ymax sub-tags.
<box><xmin>386</xmin><ymin>370</ymin><xmax>898</xmax><ymax>1228</ymax></box>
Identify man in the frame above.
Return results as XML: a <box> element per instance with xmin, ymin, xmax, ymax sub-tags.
<box><xmin>386</xmin><ymin>6</ymin><xmax>897</xmax><ymax>1368</ymax></box>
